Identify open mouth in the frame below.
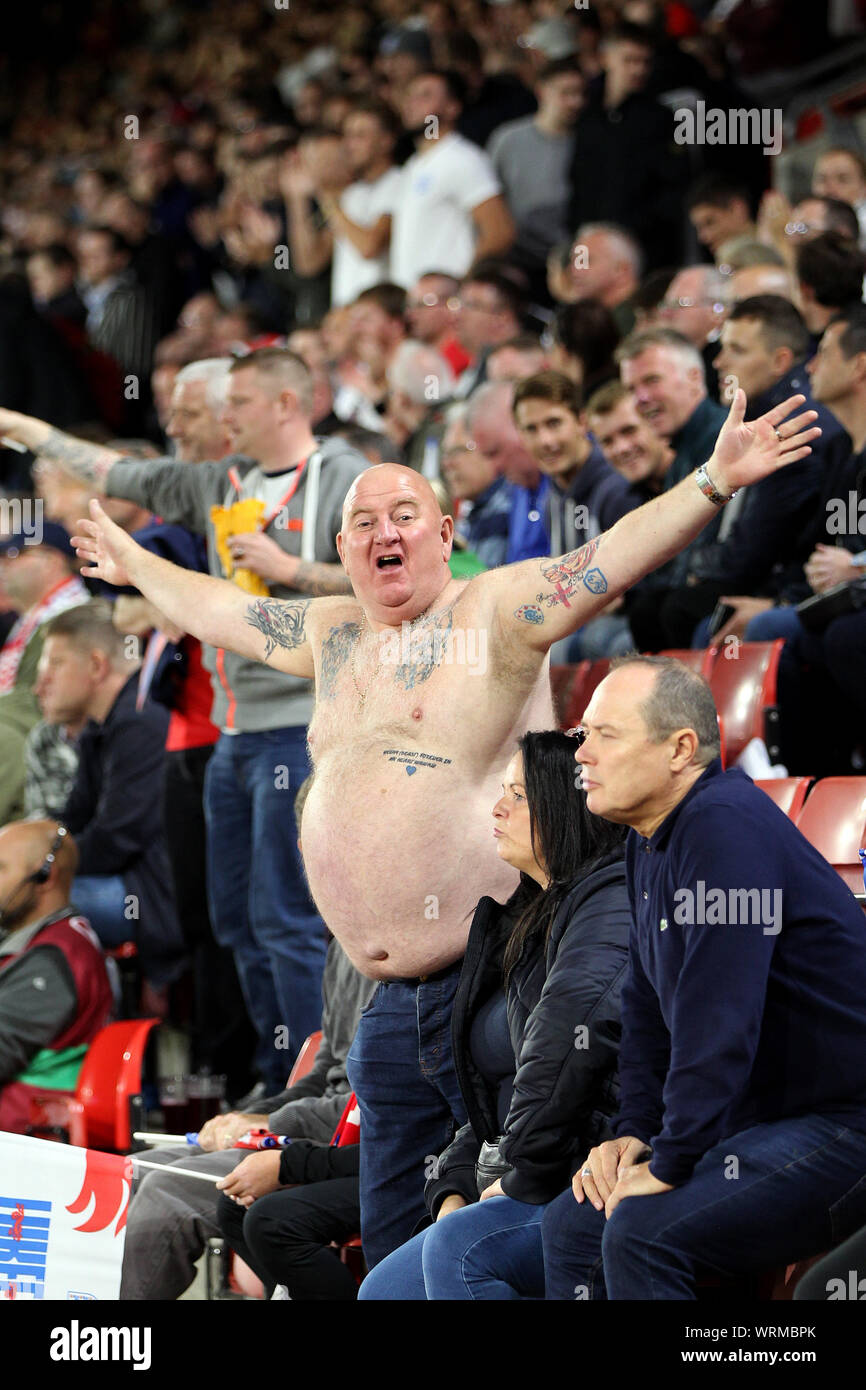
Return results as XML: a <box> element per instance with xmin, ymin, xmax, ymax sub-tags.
<box><xmin>376</xmin><ymin>555</ymin><xmax>404</xmax><ymax>570</ymax></box>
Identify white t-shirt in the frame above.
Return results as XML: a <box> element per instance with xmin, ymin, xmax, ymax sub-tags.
<box><xmin>389</xmin><ymin>132</ymin><xmax>502</xmax><ymax>289</ymax></box>
<box><xmin>331</xmin><ymin>166</ymin><xmax>403</xmax><ymax>307</ymax></box>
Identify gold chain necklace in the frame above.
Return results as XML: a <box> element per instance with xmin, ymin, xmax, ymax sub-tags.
<box><xmin>350</xmin><ymin>605</ymin><xmax>436</xmax><ymax>706</ymax></box>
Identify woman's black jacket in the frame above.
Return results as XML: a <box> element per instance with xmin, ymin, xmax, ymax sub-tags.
<box><xmin>425</xmin><ymin>855</ymin><xmax>631</xmax><ymax>1216</ymax></box>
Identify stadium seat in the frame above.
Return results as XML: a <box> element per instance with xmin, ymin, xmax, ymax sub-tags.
<box><xmin>707</xmin><ymin>640</ymin><xmax>784</xmax><ymax>764</ymax></box>
<box><xmin>754</xmin><ymin>777</ymin><xmax>812</xmax><ymax>820</ymax></box>
<box><xmin>658</xmin><ymin>648</ymin><xmax>717</xmax><ymax>679</ymax></box>
<box><xmin>27</xmin><ymin>1017</ymin><xmax>160</xmax><ymax>1151</ymax></box>
<box><xmin>286</xmin><ymin>1029</ymin><xmax>322</xmax><ymax>1086</ymax></box>
<box><xmin>550</xmin><ymin>664</ymin><xmax>580</xmax><ymax>728</ymax></box>
<box><xmin>563</xmin><ymin>659</ymin><xmax>610</xmax><ymax>728</ymax></box>
<box><xmin>795</xmin><ymin>776</ymin><xmax>866</xmax><ymax>896</ymax></box>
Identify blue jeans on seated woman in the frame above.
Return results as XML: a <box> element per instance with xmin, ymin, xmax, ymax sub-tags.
<box><xmin>357</xmin><ymin>1194</ymin><xmax>547</xmax><ymax>1300</ymax></box>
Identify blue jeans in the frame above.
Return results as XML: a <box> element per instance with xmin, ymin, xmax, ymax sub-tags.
<box><xmin>543</xmin><ymin>1114</ymin><xmax>866</xmax><ymax>1300</ymax></box>
<box><xmin>203</xmin><ymin>727</ymin><xmax>326</xmax><ymax>1089</ymax></box>
<box><xmin>359</xmin><ymin>1194</ymin><xmax>546</xmax><ymax>1300</ymax></box>
<box><xmin>347</xmin><ymin>966</ymin><xmax>466</xmax><ymax>1269</ymax></box>
<box><xmin>72</xmin><ymin>873</ymin><xmax>129</xmax><ymax>948</ymax></box>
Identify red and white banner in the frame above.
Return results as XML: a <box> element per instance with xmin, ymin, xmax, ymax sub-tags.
<box><xmin>0</xmin><ymin>1132</ymin><xmax>130</xmax><ymax>1300</ymax></box>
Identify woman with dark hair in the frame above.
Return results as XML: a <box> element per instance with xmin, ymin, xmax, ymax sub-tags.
<box><xmin>551</xmin><ymin>299</ymin><xmax>621</xmax><ymax>396</ymax></box>
<box><xmin>359</xmin><ymin>729</ymin><xmax>631</xmax><ymax>1299</ymax></box>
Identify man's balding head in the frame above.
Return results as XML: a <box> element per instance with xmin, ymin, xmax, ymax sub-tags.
<box><xmin>0</xmin><ymin>820</ymin><xmax>79</xmax><ymax>934</ymax></box>
<box><xmin>337</xmin><ymin>465</ymin><xmax>454</xmax><ymax>626</ymax></box>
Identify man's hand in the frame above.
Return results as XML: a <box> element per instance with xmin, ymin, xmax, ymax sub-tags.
<box><xmin>436</xmin><ymin>1194</ymin><xmax>469</xmax><ymax>1220</ymax></box>
<box><xmin>804</xmin><ymin>543</ymin><xmax>857</xmax><ymax>595</ymax></box>
<box><xmin>228</xmin><ymin>531</ymin><xmax>298</xmax><ymax>585</ymax></box>
<box><xmin>708</xmin><ymin>390</ymin><xmax>820</xmax><ymax>495</ymax></box>
<box><xmin>196</xmin><ymin>1112</ymin><xmax>269</xmax><ymax>1153</ymax></box>
<box><xmin>714</xmin><ymin>595</ymin><xmax>773</xmax><ymax>643</ymax></box>
<box><xmin>573</xmin><ymin>1136</ymin><xmax>650</xmax><ymax>1210</ymax></box>
<box><xmin>216</xmin><ymin>1151</ymin><xmax>283</xmax><ymax>1207</ymax></box>
<box><xmin>72</xmin><ymin>498</ymin><xmax>137</xmax><ymax>588</ymax></box>
<box><xmin>604</xmin><ymin>1161</ymin><xmax>674</xmax><ymax>1219</ymax></box>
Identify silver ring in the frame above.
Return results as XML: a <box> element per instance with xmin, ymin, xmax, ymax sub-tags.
<box><xmin>774</xmin><ymin>428</ymin><xmax>783</xmax><ymax>442</ymax></box>
<box><xmin>581</xmin><ymin>1167</ymin><xmax>592</xmax><ymax>1177</ymax></box>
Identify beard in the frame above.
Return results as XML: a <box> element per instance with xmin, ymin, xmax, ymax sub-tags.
<box><xmin>0</xmin><ymin>886</ymin><xmax>39</xmax><ymax>937</ymax></box>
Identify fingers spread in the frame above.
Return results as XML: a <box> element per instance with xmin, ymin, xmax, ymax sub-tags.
<box><xmin>764</xmin><ymin>394</ymin><xmax>807</xmax><ymax>427</ymax></box>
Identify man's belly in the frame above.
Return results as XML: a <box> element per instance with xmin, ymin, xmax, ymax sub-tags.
<box><xmin>301</xmin><ymin>749</ymin><xmax>520</xmax><ymax>978</ymax></box>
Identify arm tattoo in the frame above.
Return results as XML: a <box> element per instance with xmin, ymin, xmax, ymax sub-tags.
<box><xmin>40</xmin><ymin>428</ymin><xmax>120</xmax><ymax>488</ymax></box>
<box><xmin>244</xmin><ymin>598</ymin><xmax>310</xmax><ymax>660</ymax></box>
<box><xmin>514</xmin><ymin>540</ymin><xmax>608</xmax><ymax>623</ymax></box>
<box><xmin>292</xmin><ymin>561</ymin><xmax>354</xmax><ymax>598</ymax></box>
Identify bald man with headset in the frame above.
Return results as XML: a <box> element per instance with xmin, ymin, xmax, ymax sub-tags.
<box><xmin>0</xmin><ymin>820</ymin><xmax>112</xmax><ymax>1133</ymax></box>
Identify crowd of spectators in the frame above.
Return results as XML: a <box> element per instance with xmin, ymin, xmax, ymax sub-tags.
<box><xmin>2</xmin><ymin>0</ymin><xmax>866</xmax><ymax>1301</ymax></box>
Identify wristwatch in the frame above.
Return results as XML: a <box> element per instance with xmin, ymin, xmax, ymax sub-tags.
<box><xmin>695</xmin><ymin>463</ymin><xmax>738</xmax><ymax>506</ymax></box>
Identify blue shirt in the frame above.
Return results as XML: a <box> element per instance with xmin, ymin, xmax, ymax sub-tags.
<box><xmin>617</xmin><ymin>760</ymin><xmax>866</xmax><ymax>1185</ymax></box>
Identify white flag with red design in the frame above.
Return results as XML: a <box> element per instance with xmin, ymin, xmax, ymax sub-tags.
<box><xmin>0</xmin><ymin>1132</ymin><xmax>130</xmax><ymax>1300</ymax></box>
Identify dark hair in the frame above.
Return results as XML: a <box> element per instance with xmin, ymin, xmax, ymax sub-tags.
<box><xmin>354</xmin><ymin>281</ymin><xmax>406</xmax><ymax>320</ymax></box>
<box><xmin>832</xmin><ymin>304</ymin><xmax>866</xmax><ymax>360</ymax></box>
<box><xmin>552</xmin><ymin>300</ymin><xmax>621</xmax><ymax>391</ymax></box>
<box><xmin>29</xmin><ymin>243</ymin><xmax>76</xmax><ymax>271</ymax></box>
<box><xmin>809</xmin><ymin>196</ymin><xmax>861</xmax><ymax>243</ymax></box>
<box><xmin>461</xmin><ymin>263</ymin><xmax>524</xmax><ymax>320</ymax></box>
<box><xmin>345</xmin><ymin>98</ymin><xmax>401</xmax><ymax>141</ymax></box>
<box><xmin>631</xmin><ymin>267</ymin><xmax>676</xmax><ymax>313</ymax></box>
<box><xmin>337</xmin><ymin>425</ymin><xmax>405</xmax><ymax>464</ymax></box>
<box><xmin>796</xmin><ymin>232</ymin><xmax>866</xmax><ymax>309</ymax></box>
<box><xmin>512</xmin><ymin>369</ymin><xmax>584</xmax><ymax>420</ymax></box>
<box><xmin>727</xmin><ymin>294</ymin><xmax>810</xmax><ymax>360</ymax></box>
<box><xmin>412</xmin><ymin>67</ymin><xmax>467</xmax><ymax>107</ymax></box>
<box><xmin>81</xmin><ymin>225</ymin><xmax>132</xmax><ymax>258</ymax></box>
<box><xmin>502</xmin><ymin>731</ymin><xmax>627</xmax><ymax>979</ymax></box>
<box><xmin>603</xmin><ymin>20</ymin><xmax>655</xmax><ymax>48</ymax></box>
<box><xmin>686</xmin><ymin>172</ymin><xmax>752</xmax><ymax>214</ymax></box>
<box><xmin>537</xmin><ymin>57</ymin><xmax>583</xmax><ymax>84</ymax></box>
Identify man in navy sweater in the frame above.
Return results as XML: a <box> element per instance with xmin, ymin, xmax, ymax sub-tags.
<box><xmin>543</xmin><ymin>655</ymin><xmax>866</xmax><ymax>1300</ymax></box>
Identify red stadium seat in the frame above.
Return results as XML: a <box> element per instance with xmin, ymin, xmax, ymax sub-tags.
<box><xmin>658</xmin><ymin>648</ymin><xmax>717</xmax><ymax>679</ymax></box>
<box><xmin>563</xmin><ymin>659</ymin><xmax>610</xmax><ymax>729</ymax></box>
<box><xmin>707</xmin><ymin>641</ymin><xmax>783</xmax><ymax>764</ymax></box>
<box><xmin>28</xmin><ymin>1017</ymin><xmax>160</xmax><ymax>1151</ymax></box>
<box><xmin>286</xmin><ymin>1030</ymin><xmax>322</xmax><ymax>1087</ymax></box>
<box><xmin>795</xmin><ymin>777</ymin><xmax>866</xmax><ymax>896</ymax></box>
<box><xmin>550</xmin><ymin>664</ymin><xmax>580</xmax><ymax>728</ymax></box>
<box><xmin>754</xmin><ymin>777</ymin><xmax>812</xmax><ymax>820</ymax></box>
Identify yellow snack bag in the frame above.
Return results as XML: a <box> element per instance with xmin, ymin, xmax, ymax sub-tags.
<box><xmin>210</xmin><ymin>498</ymin><xmax>269</xmax><ymax>596</ymax></box>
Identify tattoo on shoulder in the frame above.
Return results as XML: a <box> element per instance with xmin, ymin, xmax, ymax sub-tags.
<box><xmin>320</xmin><ymin>620</ymin><xmax>363</xmax><ymax>697</ymax></box>
<box><xmin>245</xmin><ymin>598</ymin><xmax>310</xmax><ymax>660</ymax></box>
<box><xmin>514</xmin><ymin>540</ymin><xmax>608</xmax><ymax>623</ymax></box>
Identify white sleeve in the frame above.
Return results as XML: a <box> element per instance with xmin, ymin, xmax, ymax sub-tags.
<box><xmin>451</xmin><ymin>142</ymin><xmax>502</xmax><ymax>211</ymax></box>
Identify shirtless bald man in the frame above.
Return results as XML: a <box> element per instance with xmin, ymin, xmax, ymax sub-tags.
<box><xmin>71</xmin><ymin>388</ymin><xmax>820</xmax><ymax>1264</ymax></box>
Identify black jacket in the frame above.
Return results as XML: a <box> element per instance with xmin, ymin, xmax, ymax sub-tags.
<box><xmin>425</xmin><ymin>857</ymin><xmax>631</xmax><ymax>1215</ymax></box>
<box><xmin>63</xmin><ymin>673</ymin><xmax>184</xmax><ymax>985</ymax></box>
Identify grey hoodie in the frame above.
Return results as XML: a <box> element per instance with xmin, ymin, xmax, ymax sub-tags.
<box><xmin>106</xmin><ymin>438</ymin><xmax>369</xmax><ymax>731</ymax></box>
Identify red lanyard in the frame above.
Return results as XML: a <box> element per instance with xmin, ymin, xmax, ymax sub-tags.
<box><xmin>227</xmin><ymin>454</ymin><xmax>310</xmax><ymax>531</ymax></box>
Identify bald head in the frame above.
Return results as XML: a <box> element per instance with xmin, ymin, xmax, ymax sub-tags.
<box><xmin>727</xmin><ymin>264</ymin><xmax>798</xmax><ymax>306</ymax></box>
<box><xmin>337</xmin><ymin>464</ymin><xmax>454</xmax><ymax>625</ymax></box>
<box><xmin>341</xmin><ymin>464</ymin><xmax>444</xmax><ymax>529</ymax></box>
<box><xmin>0</xmin><ymin>820</ymin><xmax>79</xmax><ymax>933</ymax></box>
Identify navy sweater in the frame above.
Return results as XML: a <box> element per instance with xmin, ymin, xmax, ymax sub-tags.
<box><xmin>617</xmin><ymin>760</ymin><xmax>866</xmax><ymax>1185</ymax></box>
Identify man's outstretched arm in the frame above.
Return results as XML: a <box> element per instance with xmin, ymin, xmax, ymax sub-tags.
<box><xmin>73</xmin><ymin>501</ymin><xmax>316</xmax><ymax>677</ymax></box>
<box><xmin>0</xmin><ymin>408</ymin><xmax>122</xmax><ymax>489</ymax></box>
<box><xmin>485</xmin><ymin>391</ymin><xmax>820</xmax><ymax>653</ymax></box>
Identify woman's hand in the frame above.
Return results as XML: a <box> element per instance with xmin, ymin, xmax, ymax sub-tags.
<box><xmin>436</xmin><ymin>1194</ymin><xmax>469</xmax><ymax>1220</ymax></box>
<box><xmin>479</xmin><ymin>1178</ymin><xmax>505</xmax><ymax>1201</ymax></box>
